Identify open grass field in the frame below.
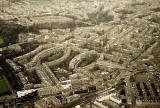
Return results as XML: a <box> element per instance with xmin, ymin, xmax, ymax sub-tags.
<box><xmin>0</xmin><ymin>80</ymin><xmax>10</xmax><ymax>94</ymax></box>
<box><xmin>0</xmin><ymin>39</ymin><xmax>4</xmax><ymax>45</ymax></box>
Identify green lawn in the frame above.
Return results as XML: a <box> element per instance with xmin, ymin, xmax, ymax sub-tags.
<box><xmin>0</xmin><ymin>80</ymin><xmax>10</xmax><ymax>94</ymax></box>
<box><xmin>0</xmin><ymin>39</ymin><xmax>4</xmax><ymax>45</ymax></box>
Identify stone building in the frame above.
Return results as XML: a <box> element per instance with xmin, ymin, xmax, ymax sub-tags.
<box><xmin>34</xmin><ymin>96</ymin><xmax>61</xmax><ymax>108</ymax></box>
<box><xmin>6</xmin><ymin>59</ymin><xmax>21</xmax><ymax>72</ymax></box>
<box><xmin>37</xmin><ymin>86</ymin><xmax>62</xmax><ymax>97</ymax></box>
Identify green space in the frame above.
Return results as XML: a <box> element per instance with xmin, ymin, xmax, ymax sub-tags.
<box><xmin>157</xmin><ymin>42</ymin><xmax>160</xmax><ymax>48</ymax></box>
<box><xmin>0</xmin><ymin>80</ymin><xmax>10</xmax><ymax>94</ymax></box>
<box><xmin>0</xmin><ymin>38</ymin><xmax>4</xmax><ymax>45</ymax></box>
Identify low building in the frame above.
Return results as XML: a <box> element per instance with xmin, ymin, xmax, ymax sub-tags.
<box><xmin>44</xmin><ymin>96</ymin><xmax>61</xmax><ymax>106</ymax></box>
<box><xmin>6</xmin><ymin>59</ymin><xmax>21</xmax><ymax>72</ymax></box>
<box><xmin>38</xmin><ymin>86</ymin><xmax>62</xmax><ymax>97</ymax></box>
<box><xmin>34</xmin><ymin>99</ymin><xmax>48</xmax><ymax>108</ymax></box>
<box><xmin>66</xmin><ymin>94</ymin><xmax>80</xmax><ymax>103</ymax></box>
<box><xmin>109</xmin><ymin>94</ymin><xmax>122</xmax><ymax>104</ymax></box>
<box><xmin>102</xmin><ymin>99</ymin><xmax>120</xmax><ymax>108</ymax></box>
<box><xmin>62</xmin><ymin>83</ymin><xmax>72</xmax><ymax>95</ymax></box>
<box><xmin>2</xmin><ymin>43</ymin><xmax>22</xmax><ymax>52</ymax></box>
<box><xmin>93</xmin><ymin>100</ymin><xmax>109</xmax><ymax>108</ymax></box>
<box><xmin>34</xmin><ymin>96</ymin><xmax>61</xmax><ymax>108</ymax></box>
<box><xmin>95</xmin><ymin>88</ymin><xmax>121</xmax><ymax>108</ymax></box>
<box><xmin>61</xmin><ymin>80</ymin><xmax>71</xmax><ymax>85</ymax></box>
<box><xmin>136</xmin><ymin>98</ymin><xmax>160</xmax><ymax>106</ymax></box>
<box><xmin>17</xmin><ymin>89</ymin><xmax>37</xmax><ymax>98</ymax></box>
